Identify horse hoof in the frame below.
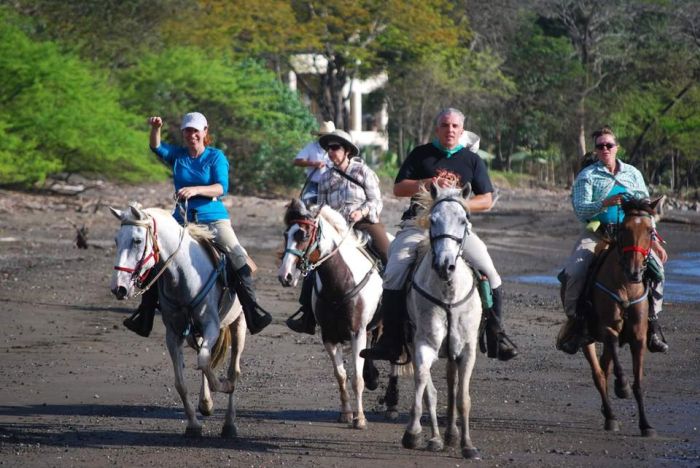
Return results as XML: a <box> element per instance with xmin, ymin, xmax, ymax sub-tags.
<box><xmin>427</xmin><ymin>437</ymin><xmax>444</xmax><ymax>452</ymax></box>
<box><xmin>642</xmin><ymin>427</ymin><xmax>657</xmax><ymax>438</ymax></box>
<box><xmin>462</xmin><ymin>447</ymin><xmax>481</xmax><ymax>460</ymax></box>
<box><xmin>198</xmin><ymin>402</ymin><xmax>214</xmax><ymax>417</ymax></box>
<box><xmin>338</xmin><ymin>412</ymin><xmax>352</xmax><ymax>424</ymax></box>
<box><xmin>605</xmin><ymin>419</ymin><xmax>620</xmax><ymax>432</ymax></box>
<box><xmin>444</xmin><ymin>431</ymin><xmax>459</xmax><ymax>448</ymax></box>
<box><xmin>185</xmin><ymin>426</ymin><xmax>202</xmax><ymax>438</ymax></box>
<box><xmin>614</xmin><ymin>380</ymin><xmax>632</xmax><ymax>399</ymax></box>
<box><xmin>352</xmin><ymin>417</ymin><xmax>367</xmax><ymax>430</ymax></box>
<box><xmin>384</xmin><ymin>410</ymin><xmax>399</xmax><ymax>421</ymax></box>
<box><xmin>401</xmin><ymin>431</ymin><xmax>421</xmax><ymax>449</ymax></box>
<box><xmin>221</xmin><ymin>424</ymin><xmax>238</xmax><ymax>439</ymax></box>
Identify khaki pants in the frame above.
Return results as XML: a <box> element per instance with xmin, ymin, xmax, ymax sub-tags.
<box><xmin>561</xmin><ymin>228</ymin><xmax>664</xmax><ymax>318</ymax></box>
<box><xmin>383</xmin><ymin>219</ymin><xmax>501</xmax><ymax>290</ymax></box>
<box><xmin>208</xmin><ymin>220</ymin><xmax>249</xmax><ymax>271</ymax></box>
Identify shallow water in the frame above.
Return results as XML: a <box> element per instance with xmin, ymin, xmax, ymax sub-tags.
<box><xmin>509</xmin><ymin>251</ymin><xmax>700</xmax><ymax>303</ymax></box>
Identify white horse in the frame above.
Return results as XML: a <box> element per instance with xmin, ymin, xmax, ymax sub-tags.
<box><xmin>278</xmin><ymin>199</ymin><xmax>393</xmax><ymax>428</ymax></box>
<box><xmin>110</xmin><ymin>203</ymin><xmax>245</xmax><ymax>438</ymax></box>
<box><xmin>401</xmin><ymin>185</ymin><xmax>483</xmax><ymax>459</ymax></box>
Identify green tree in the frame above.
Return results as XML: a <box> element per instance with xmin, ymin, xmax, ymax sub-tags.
<box><xmin>0</xmin><ymin>8</ymin><xmax>166</xmax><ymax>186</ymax></box>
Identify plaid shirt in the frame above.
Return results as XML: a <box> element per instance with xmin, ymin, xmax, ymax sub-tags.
<box><xmin>318</xmin><ymin>157</ymin><xmax>383</xmax><ymax>223</ymax></box>
<box><xmin>572</xmin><ymin>159</ymin><xmax>649</xmax><ymax>223</ymax></box>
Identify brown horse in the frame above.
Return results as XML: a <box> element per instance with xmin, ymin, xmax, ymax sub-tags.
<box><xmin>583</xmin><ymin>197</ymin><xmax>662</xmax><ymax>437</ymax></box>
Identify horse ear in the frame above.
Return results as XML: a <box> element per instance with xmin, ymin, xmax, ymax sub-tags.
<box><xmin>649</xmin><ymin>195</ymin><xmax>666</xmax><ymax>220</ymax></box>
<box><xmin>109</xmin><ymin>207</ymin><xmax>123</xmax><ymax>220</ymax></box>
<box><xmin>462</xmin><ymin>182</ymin><xmax>472</xmax><ymax>199</ymax></box>
<box><xmin>430</xmin><ymin>181</ymin><xmax>438</xmax><ymax>199</ymax></box>
<box><xmin>129</xmin><ymin>205</ymin><xmax>146</xmax><ymax>220</ymax></box>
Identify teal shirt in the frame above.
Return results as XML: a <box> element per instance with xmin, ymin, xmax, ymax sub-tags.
<box><xmin>592</xmin><ymin>183</ymin><xmax>627</xmax><ymax>224</ymax></box>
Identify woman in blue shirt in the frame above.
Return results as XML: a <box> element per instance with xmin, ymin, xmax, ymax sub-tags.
<box><xmin>123</xmin><ymin>112</ymin><xmax>272</xmax><ymax>337</ymax></box>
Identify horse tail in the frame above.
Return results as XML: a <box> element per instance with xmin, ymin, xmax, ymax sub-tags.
<box><xmin>210</xmin><ymin>325</ymin><xmax>232</xmax><ymax>369</ymax></box>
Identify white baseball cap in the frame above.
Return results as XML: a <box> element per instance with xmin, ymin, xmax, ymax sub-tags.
<box><xmin>180</xmin><ymin>112</ymin><xmax>208</xmax><ymax>131</ymax></box>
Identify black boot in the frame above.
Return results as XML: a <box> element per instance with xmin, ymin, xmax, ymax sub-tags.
<box><xmin>230</xmin><ymin>264</ymin><xmax>272</xmax><ymax>335</ymax></box>
<box><xmin>359</xmin><ymin>289</ymin><xmax>404</xmax><ymax>362</ymax></box>
<box><xmin>123</xmin><ymin>284</ymin><xmax>158</xmax><ymax>337</ymax></box>
<box><xmin>286</xmin><ymin>275</ymin><xmax>316</xmax><ymax>334</ymax></box>
<box><xmin>647</xmin><ymin>314</ymin><xmax>668</xmax><ymax>353</ymax></box>
<box><xmin>484</xmin><ymin>287</ymin><xmax>518</xmax><ymax>361</ymax></box>
<box><xmin>557</xmin><ymin>316</ymin><xmax>587</xmax><ymax>355</ymax></box>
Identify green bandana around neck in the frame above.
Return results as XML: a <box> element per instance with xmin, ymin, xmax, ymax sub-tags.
<box><xmin>432</xmin><ymin>139</ymin><xmax>464</xmax><ymax>158</ymax></box>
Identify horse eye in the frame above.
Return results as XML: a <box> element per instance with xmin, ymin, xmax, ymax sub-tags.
<box><xmin>293</xmin><ymin>230</ymin><xmax>308</xmax><ymax>243</ymax></box>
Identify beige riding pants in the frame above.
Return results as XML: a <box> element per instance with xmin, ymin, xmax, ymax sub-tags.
<box><xmin>208</xmin><ymin>220</ymin><xmax>249</xmax><ymax>271</ymax></box>
<box><xmin>383</xmin><ymin>219</ymin><xmax>502</xmax><ymax>291</ymax></box>
<box><xmin>561</xmin><ymin>228</ymin><xmax>664</xmax><ymax>318</ymax></box>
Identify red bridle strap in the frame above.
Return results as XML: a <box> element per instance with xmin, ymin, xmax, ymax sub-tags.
<box><xmin>113</xmin><ymin>217</ymin><xmax>160</xmax><ymax>285</ymax></box>
<box><xmin>621</xmin><ymin>245</ymin><xmax>650</xmax><ymax>257</ymax></box>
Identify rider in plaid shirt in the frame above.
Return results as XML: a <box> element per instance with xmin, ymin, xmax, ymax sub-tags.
<box><xmin>286</xmin><ymin>129</ymin><xmax>391</xmax><ymax>335</ymax></box>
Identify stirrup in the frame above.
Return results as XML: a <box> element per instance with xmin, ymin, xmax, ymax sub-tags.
<box><xmin>495</xmin><ymin>332</ymin><xmax>519</xmax><ymax>361</ymax></box>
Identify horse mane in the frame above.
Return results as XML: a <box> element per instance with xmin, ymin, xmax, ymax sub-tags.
<box><xmin>622</xmin><ymin>198</ymin><xmax>655</xmax><ymax>216</ymax></box>
<box><xmin>142</xmin><ymin>207</ymin><xmax>214</xmax><ymax>242</ymax></box>
<box><xmin>414</xmin><ymin>186</ymin><xmax>469</xmax><ymax>230</ymax></box>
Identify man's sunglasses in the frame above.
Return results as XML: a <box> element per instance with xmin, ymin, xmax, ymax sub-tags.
<box><xmin>595</xmin><ymin>143</ymin><xmax>616</xmax><ymax>150</ymax></box>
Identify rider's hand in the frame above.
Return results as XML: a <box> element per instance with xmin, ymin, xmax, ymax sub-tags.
<box><xmin>602</xmin><ymin>194</ymin><xmax>624</xmax><ymax>208</ymax></box>
<box><xmin>349</xmin><ymin>210</ymin><xmax>364</xmax><ymax>222</ymax></box>
<box><xmin>652</xmin><ymin>242</ymin><xmax>668</xmax><ymax>264</ymax></box>
<box><xmin>176</xmin><ymin>187</ymin><xmax>199</xmax><ymax>200</ymax></box>
<box><xmin>315</xmin><ymin>161</ymin><xmax>326</xmax><ymax>168</ymax></box>
<box><xmin>148</xmin><ymin>116</ymin><xmax>163</xmax><ymax>129</ymax></box>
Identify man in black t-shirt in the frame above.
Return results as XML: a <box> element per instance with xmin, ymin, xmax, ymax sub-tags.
<box><xmin>361</xmin><ymin>108</ymin><xmax>518</xmax><ymax>362</ymax></box>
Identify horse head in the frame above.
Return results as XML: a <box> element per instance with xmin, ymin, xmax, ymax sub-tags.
<box><xmin>278</xmin><ymin>198</ymin><xmax>320</xmax><ymax>287</ymax></box>
<box><xmin>425</xmin><ymin>183</ymin><xmax>472</xmax><ymax>281</ymax></box>
<box><xmin>109</xmin><ymin>203</ymin><xmax>159</xmax><ymax>300</ymax></box>
<box><xmin>617</xmin><ymin>197</ymin><xmax>660</xmax><ymax>283</ymax></box>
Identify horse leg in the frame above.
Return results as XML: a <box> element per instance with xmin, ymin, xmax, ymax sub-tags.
<box><xmin>424</xmin><ymin>373</ymin><xmax>442</xmax><ymax>452</ymax></box>
<box><xmin>630</xmin><ymin>332</ymin><xmax>656</xmax><ymax>437</ymax></box>
<box><xmin>607</xmin><ymin>330</ymin><xmax>632</xmax><ymax>400</ymax></box>
<box><xmin>199</xmin><ymin>321</ymin><xmax>234</xmax><ymax>394</ymax></box>
<box><xmin>198</xmin><ymin>373</ymin><xmax>214</xmax><ymax>416</ymax></box>
<box><xmin>324</xmin><ymin>342</ymin><xmax>352</xmax><ymax>424</ymax></box>
<box><xmin>444</xmin><ymin>358</ymin><xmax>460</xmax><ymax>448</ymax></box>
<box><xmin>351</xmin><ymin>330</ymin><xmax>368</xmax><ymax>430</ymax></box>
<box><xmin>403</xmin><ymin>342</ymin><xmax>437</xmax><ymax>450</ymax></box>
<box><xmin>222</xmin><ymin>315</ymin><xmax>246</xmax><ymax>439</ymax></box>
<box><xmin>583</xmin><ymin>342</ymin><xmax>618</xmax><ymax>432</ymax></box>
<box><xmin>165</xmin><ymin>331</ymin><xmax>201</xmax><ymax>437</ymax></box>
<box><xmin>384</xmin><ymin>366</ymin><xmax>400</xmax><ymax>421</ymax></box>
<box><xmin>457</xmin><ymin>346</ymin><xmax>480</xmax><ymax>460</ymax></box>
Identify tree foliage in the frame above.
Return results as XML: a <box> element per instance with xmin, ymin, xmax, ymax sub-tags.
<box><xmin>0</xmin><ymin>8</ymin><xmax>166</xmax><ymax>186</ymax></box>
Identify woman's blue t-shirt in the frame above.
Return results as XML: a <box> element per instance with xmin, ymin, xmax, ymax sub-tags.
<box><xmin>152</xmin><ymin>143</ymin><xmax>230</xmax><ymax>224</ymax></box>
<box><xmin>593</xmin><ymin>183</ymin><xmax>627</xmax><ymax>224</ymax></box>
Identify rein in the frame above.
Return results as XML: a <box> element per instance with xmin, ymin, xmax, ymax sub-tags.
<box><xmin>285</xmin><ymin>215</ymin><xmax>358</xmax><ymax>276</ymax></box>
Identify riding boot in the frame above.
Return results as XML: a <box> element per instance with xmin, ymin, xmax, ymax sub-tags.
<box><xmin>647</xmin><ymin>313</ymin><xmax>668</xmax><ymax>353</ymax></box>
<box><xmin>123</xmin><ymin>284</ymin><xmax>158</xmax><ymax>337</ymax></box>
<box><xmin>359</xmin><ymin>289</ymin><xmax>404</xmax><ymax>362</ymax></box>
<box><xmin>557</xmin><ymin>316</ymin><xmax>589</xmax><ymax>355</ymax></box>
<box><xmin>230</xmin><ymin>264</ymin><xmax>272</xmax><ymax>335</ymax></box>
<box><xmin>286</xmin><ymin>275</ymin><xmax>316</xmax><ymax>335</ymax></box>
<box><xmin>484</xmin><ymin>287</ymin><xmax>518</xmax><ymax>361</ymax></box>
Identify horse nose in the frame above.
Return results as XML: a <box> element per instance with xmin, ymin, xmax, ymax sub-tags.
<box><xmin>278</xmin><ymin>273</ymin><xmax>292</xmax><ymax>287</ymax></box>
<box><xmin>112</xmin><ymin>285</ymin><xmax>128</xmax><ymax>300</ymax></box>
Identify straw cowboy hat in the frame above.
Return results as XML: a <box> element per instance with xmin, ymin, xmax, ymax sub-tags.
<box><xmin>311</xmin><ymin>121</ymin><xmax>336</xmax><ymax>136</ymax></box>
<box><xmin>319</xmin><ymin>129</ymin><xmax>359</xmax><ymax>157</ymax></box>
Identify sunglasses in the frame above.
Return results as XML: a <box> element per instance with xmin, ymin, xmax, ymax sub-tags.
<box><xmin>595</xmin><ymin>143</ymin><xmax>616</xmax><ymax>150</ymax></box>
<box><xmin>327</xmin><ymin>143</ymin><xmax>344</xmax><ymax>151</ymax></box>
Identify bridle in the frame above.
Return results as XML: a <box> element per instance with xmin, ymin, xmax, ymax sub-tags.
<box><xmin>428</xmin><ymin>197</ymin><xmax>470</xmax><ymax>261</ymax></box>
<box><xmin>284</xmin><ymin>214</ymin><xmax>358</xmax><ymax>276</ymax></box>
<box><xmin>594</xmin><ymin>210</ymin><xmax>655</xmax><ymax>309</ymax></box>
<box><xmin>284</xmin><ymin>217</ymin><xmax>322</xmax><ymax>276</ymax></box>
<box><xmin>113</xmin><ymin>214</ymin><xmax>185</xmax><ymax>295</ymax></box>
